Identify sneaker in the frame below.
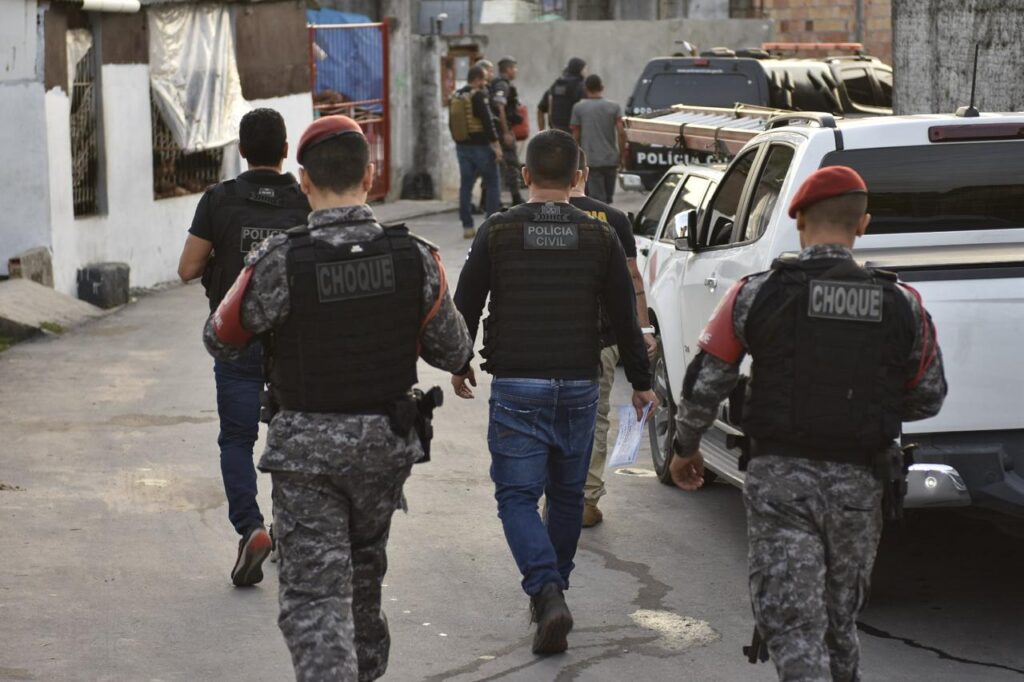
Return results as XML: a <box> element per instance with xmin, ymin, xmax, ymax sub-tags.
<box><xmin>582</xmin><ymin>502</ymin><xmax>603</xmax><ymax>528</ymax></box>
<box><xmin>268</xmin><ymin>522</ymin><xmax>278</xmax><ymax>564</ymax></box>
<box><xmin>530</xmin><ymin>583</ymin><xmax>573</xmax><ymax>654</ymax></box>
<box><xmin>231</xmin><ymin>525</ymin><xmax>272</xmax><ymax>587</ymax></box>
<box><xmin>463</xmin><ymin>227</ymin><xmax>477</xmax><ymax>239</ymax></box>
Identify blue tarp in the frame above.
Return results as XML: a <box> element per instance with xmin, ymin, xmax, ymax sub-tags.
<box><xmin>307</xmin><ymin>9</ymin><xmax>383</xmax><ymax>112</ymax></box>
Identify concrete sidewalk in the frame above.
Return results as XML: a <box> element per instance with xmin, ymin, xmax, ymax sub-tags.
<box><xmin>372</xmin><ymin>199</ymin><xmax>458</xmax><ymax>224</ymax></box>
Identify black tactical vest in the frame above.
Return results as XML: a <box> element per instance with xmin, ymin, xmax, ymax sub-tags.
<box><xmin>203</xmin><ymin>176</ymin><xmax>309</xmax><ymax>310</ymax></box>
<box><xmin>480</xmin><ymin>202</ymin><xmax>612</xmax><ymax>379</ymax></box>
<box><xmin>269</xmin><ymin>222</ymin><xmax>423</xmax><ymax>413</ymax></box>
<box><xmin>742</xmin><ymin>257</ymin><xmax>916</xmax><ymax>461</ymax></box>
<box><xmin>549</xmin><ymin>76</ymin><xmax>582</xmax><ymax>131</ymax></box>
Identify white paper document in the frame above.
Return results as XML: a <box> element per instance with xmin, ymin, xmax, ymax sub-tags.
<box><xmin>607</xmin><ymin>402</ymin><xmax>654</xmax><ymax>469</ymax></box>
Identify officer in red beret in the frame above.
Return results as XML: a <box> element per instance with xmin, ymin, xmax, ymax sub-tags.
<box><xmin>668</xmin><ymin>166</ymin><xmax>947</xmax><ymax>680</ymax></box>
<box><xmin>203</xmin><ymin>115</ymin><xmax>473</xmax><ymax>681</ymax></box>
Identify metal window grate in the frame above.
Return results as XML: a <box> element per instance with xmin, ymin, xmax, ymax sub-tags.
<box><xmin>150</xmin><ymin>94</ymin><xmax>223</xmax><ymax>199</ymax></box>
<box><xmin>70</xmin><ymin>43</ymin><xmax>99</xmax><ymax>216</ymax></box>
<box><xmin>309</xmin><ymin>21</ymin><xmax>390</xmax><ymax>200</ymax></box>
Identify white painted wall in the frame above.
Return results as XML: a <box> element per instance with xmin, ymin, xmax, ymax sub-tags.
<box><xmin>44</xmin><ymin>64</ymin><xmax>314</xmax><ymax>296</ymax></box>
<box><xmin>0</xmin><ymin>81</ymin><xmax>52</xmax><ymax>276</ymax></box>
<box><xmin>0</xmin><ymin>0</ymin><xmax>39</xmax><ymax>83</ymax></box>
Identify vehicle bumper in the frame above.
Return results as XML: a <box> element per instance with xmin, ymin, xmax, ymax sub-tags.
<box><xmin>904</xmin><ymin>463</ymin><xmax>970</xmax><ymax>508</ymax></box>
<box><xmin>618</xmin><ymin>170</ymin><xmax>663</xmax><ymax>192</ymax></box>
<box><xmin>903</xmin><ymin>431</ymin><xmax>1024</xmax><ymax>519</ymax></box>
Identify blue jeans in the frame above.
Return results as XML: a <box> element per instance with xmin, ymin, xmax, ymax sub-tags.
<box><xmin>488</xmin><ymin>378</ymin><xmax>599</xmax><ymax>596</ymax></box>
<box><xmin>457</xmin><ymin>144</ymin><xmax>500</xmax><ymax>228</ymax></box>
<box><xmin>213</xmin><ymin>344</ymin><xmax>265</xmax><ymax>535</ymax></box>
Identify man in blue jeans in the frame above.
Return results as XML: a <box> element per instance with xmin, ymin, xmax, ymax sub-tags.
<box><xmin>178</xmin><ymin>108</ymin><xmax>310</xmax><ymax>586</ymax></box>
<box><xmin>452</xmin><ymin>130</ymin><xmax>655</xmax><ymax>654</ymax></box>
<box><xmin>454</xmin><ymin>64</ymin><xmax>502</xmax><ymax>239</ymax></box>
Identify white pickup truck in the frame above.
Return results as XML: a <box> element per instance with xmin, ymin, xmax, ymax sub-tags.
<box><xmin>629</xmin><ymin>110</ymin><xmax>1024</xmax><ymax>519</ymax></box>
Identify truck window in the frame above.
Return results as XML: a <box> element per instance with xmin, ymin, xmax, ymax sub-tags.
<box><xmin>635</xmin><ymin>172</ymin><xmax>683</xmax><ymax>237</ymax></box>
<box><xmin>699</xmin><ymin>150</ymin><xmax>757</xmax><ymax>247</ymax></box>
<box><xmin>841</xmin><ymin>68</ymin><xmax>875</xmax><ymax>107</ymax></box>
<box><xmin>663</xmin><ymin>175</ymin><xmax>712</xmax><ymax>241</ymax></box>
<box><xmin>822</xmin><ymin>141</ymin><xmax>1024</xmax><ymax>233</ymax></box>
<box><xmin>742</xmin><ymin>145</ymin><xmax>795</xmax><ymax>242</ymax></box>
<box><xmin>875</xmin><ymin>69</ymin><xmax>893</xmax><ymax>106</ymax></box>
<box><xmin>643</xmin><ymin>73</ymin><xmax>764</xmax><ymax>109</ymax></box>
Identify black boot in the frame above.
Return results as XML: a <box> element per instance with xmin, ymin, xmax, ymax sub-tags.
<box><xmin>529</xmin><ymin>583</ymin><xmax>573</xmax><ymax>654</ymax></box>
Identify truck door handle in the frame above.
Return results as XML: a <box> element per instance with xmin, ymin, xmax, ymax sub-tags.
<box><xmin>704</xmin><ymin>276</ymin><xmax>718</xmax><ymax>290</ymax></box>
<box><xmin>640</xmin><ymin>247</ymin><xmax>650</xmax><ymax>256</ymax></box>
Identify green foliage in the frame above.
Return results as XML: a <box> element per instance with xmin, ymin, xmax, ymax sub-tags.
<box><xmin>40</xmin><ymin>321</ymin><xmax>65</xmax><ymax>334</ymax></box>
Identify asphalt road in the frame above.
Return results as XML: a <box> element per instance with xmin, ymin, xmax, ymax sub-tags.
<box><xmin>1</xmin><ymin>203</ymin><xmax>1023</xmax><ymax>682</ymax></box>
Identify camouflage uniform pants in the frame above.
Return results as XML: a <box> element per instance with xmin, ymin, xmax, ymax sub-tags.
<box><xmin>744</xmin><ymin>455</ymin><xmax>884</xmax><ymax>682</ymax></box>
<box><xmin>271</xmin><ymin>466</ymin><xmax>411</xmax><ymax>682</ymax></box>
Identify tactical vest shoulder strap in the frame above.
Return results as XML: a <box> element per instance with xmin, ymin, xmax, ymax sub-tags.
<box><xmin>284</xmin><ymin>224</ymin><xmax>314</xmax><ymax>263</ymax></box>
<box><xmin>870</xmin><ymin>267</ymin><xmax>899</xmax><ymax>283</ymax></box>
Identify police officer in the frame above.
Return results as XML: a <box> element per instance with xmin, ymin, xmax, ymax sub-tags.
<box><xmin>537</xmin><ymin>57</ymin><xmax>587</xmax><ymax>133</ymax></box>
<box><xmin>452</xmin><ymin>130</ymin><xmax>656</xmax><ymax>655</ymax></box>
<box><xmin>204</xmin><ymin>115</ymin><xmax>473</xmax><ymax>681</ymax></box>
<box><xmin>670</xmin><ymin>167</ymin><xmax>947</xmax><ymax>681</ymax></box>
<box><xmin>490</xmin><ymin>56</ymin><xmax>525</xmax><ymax>206</ymax></box>
<box><xmin>177</xmin><ymin>107</ymin><xmax>310</xmax><ymax>586</ymax></box>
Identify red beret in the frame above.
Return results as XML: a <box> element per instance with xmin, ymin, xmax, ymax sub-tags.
<box><xmin>787</xmin><ymin>166</ymin><xmax>867</xmax><ymax>218</ymax></box>
<box><xmin>296</xmin><ymin>115</ymin><xmax>365</xmax><ymax>164</ymax></box>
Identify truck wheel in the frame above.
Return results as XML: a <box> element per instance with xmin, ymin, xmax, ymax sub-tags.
<box><xmin>649</xmin><ymin>341</ymin><xmax>678</xmax><ymax>486</ymax></box>
<box><xmin>649</xmin><ymin>339</ymin><xmax>718</xmax><ymax>487</ymax></box>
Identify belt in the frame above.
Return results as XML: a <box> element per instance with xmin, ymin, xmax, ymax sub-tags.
<box><xmin>749</xmin><ymin>438</ymin><xmax>875</xmax><ymax>468</ymax></box>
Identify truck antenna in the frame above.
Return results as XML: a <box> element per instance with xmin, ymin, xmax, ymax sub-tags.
<box><xmin>956</xmin><ymin>44</ymin><xmax>981</xmax><ymax>118</ymax></box>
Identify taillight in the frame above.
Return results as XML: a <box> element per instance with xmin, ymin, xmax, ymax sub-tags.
<box><xmin>929</xmin><ymin>123</ymin><xmax>1024</xmax><ymax>142</ymax></box>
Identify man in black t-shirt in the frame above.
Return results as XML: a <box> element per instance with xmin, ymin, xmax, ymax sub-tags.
<box><xmin>177</xmin><ymin>108</ymin><xmax>310</xmax><ymax>586</ymax></box>
<box><xmin>569</xmin><ymin>148</ymin><xmax>658</xmax><ymax>527</ymax></box>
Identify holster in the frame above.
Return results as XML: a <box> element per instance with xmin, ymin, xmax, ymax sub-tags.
<box><xmin>386</xmin><ymin>394</ymin><xmax>419</xmax><ymax>439</ymax></box>
<box><xmin>411</xmin><ymin>386</ymin><xmax>444</xmax><ymax>464</ymax></box>
<box><xmin>875</xmin><ymin>442</ymin><xmax>915</xmax><ymax>521</ymax></box>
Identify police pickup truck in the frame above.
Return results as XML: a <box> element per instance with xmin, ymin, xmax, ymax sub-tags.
<box><xmin>631</xmin><ymin>109</ymin><xmax>1024</xmax><ymax>520</ymax></box>
<box><xmin>622</xmin><ymin>50</ymin><xmax>892</xmax><ymax>190</ymax></box>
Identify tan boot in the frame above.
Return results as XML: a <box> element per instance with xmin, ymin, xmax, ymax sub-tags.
<box><xmin>582</xmin><ymin>502</ymin><xmax>603</xmax><ymax>528</ymax></box>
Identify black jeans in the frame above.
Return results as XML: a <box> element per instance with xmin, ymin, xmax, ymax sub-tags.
<box><xmin>585</xmin><ymin>166</ymin><xmax>618</xmax><ymax>204</ymax></box>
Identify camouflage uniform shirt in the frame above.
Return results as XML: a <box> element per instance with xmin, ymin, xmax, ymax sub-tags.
<box><xmin>204</xmin><ymin>204</ymin><xmax>474</xmax><ymax>474</ymax></box>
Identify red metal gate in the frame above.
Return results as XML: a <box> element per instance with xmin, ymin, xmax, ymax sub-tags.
<box><xmin>308</xmin><ymin>21</ymin><xmax>390</xmax><ymax>200</ymax></box>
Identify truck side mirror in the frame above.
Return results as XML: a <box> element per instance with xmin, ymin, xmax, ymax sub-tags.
<box><xmin>686</xmin><ymin>210</ymin><xmax>700</xmax><ymax>251</ymax></box>
<box><xmin>673</xmin><ymin>210</ymin><xmax>694</xmax><ymax>250</ymax></box>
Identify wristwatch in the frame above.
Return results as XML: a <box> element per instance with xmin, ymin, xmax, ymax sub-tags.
<box><xmin>640</xmin><ymin>326</ymin><xmax>656</xmax><ymax>335</ymax></box>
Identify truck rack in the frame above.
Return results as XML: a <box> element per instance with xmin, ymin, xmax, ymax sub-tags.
<box><xmin>624</xmin><ymin>104</ymin><xmax>840</xmax><ymax>159</ymax></box>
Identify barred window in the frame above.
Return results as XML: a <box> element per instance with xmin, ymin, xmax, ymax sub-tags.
<box><xmin>70</xmin><ymin>32</ymin><xmax>101</xmax><ymax>217</ymax></box>
<box><xmin>150</xmin><ymin>93</ymin><xmax>224</xmax><ymax>199</ymax></box>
